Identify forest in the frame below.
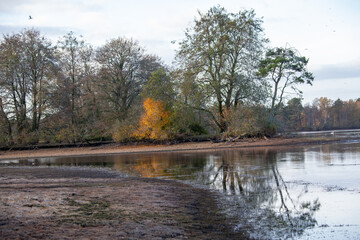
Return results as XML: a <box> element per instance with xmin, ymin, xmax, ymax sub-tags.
<box><xmin>0</xmin><ymin>6</ymin><xmax>359</xmax><ymax>147</ymax></box>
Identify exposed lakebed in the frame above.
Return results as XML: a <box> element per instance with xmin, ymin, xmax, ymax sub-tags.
<box><xmin>1</xmin><ymin>138</ymin><xmax>360</xmax><ymax>239</ymax></box>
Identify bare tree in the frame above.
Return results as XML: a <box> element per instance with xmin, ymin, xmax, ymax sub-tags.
<box><xmin>22</xmin><ymin>29</ymin><xmax>55</xmax><ymax>131</ymax></box>
<box><xmin>0</xmin><ymin>32</ymin><xmax>28</xmax><ymax>136</ymax></box>
<box><xmin>57</xmin><ymin>31</ymin><xmax>93</xmax><ymax>126</ymax></box>
<box><xmin>95</xmin><ymin>38</ymin><xmax>161</xmax><ymax>121</ymax></box>
<box><xmin>0</xmin><ymin>97</ymin><xmax>13</xmax><ymax>144</ymax></box>
<box><xmin>0</xmin><ymin>29</ymin><xmax>55</xmax><ymax>143</ymax></box>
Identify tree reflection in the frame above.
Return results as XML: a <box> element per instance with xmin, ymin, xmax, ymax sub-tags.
<box><xmin>200</xmin><ymin>149</ymin><xmax>321</xmax><ymax>238</ymax></box>
<box><xmin>112</xmin><ymin>153</ymin><xmax>206</xmax><ymax>179</ymax></box>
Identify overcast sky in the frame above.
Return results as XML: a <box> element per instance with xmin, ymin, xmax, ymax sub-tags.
<box><xmin>1</xmin><ymin>0</ymin><xmax>359</xmax><ymax>104</ymax></box>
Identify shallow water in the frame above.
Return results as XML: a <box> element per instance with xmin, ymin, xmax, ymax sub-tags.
<box><xmin>2</xmin><ymin>140</ymin><xmax>360</xmax><ymax>239</ymax></box>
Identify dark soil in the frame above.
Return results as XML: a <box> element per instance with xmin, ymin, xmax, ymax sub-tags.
<box><xmin>0</xmin><ymin>167</ymin><xmax>248</xmax><ymax>239</ymax></box>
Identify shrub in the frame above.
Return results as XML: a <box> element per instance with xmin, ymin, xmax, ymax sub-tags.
<box><xmin>223</xmin><ymin>105</ymin><xmax>264</xmax><ymax>137</ymax></box>
<box><xmin>263</xmin><ymin>122</ymin><xmax>277</xmax><ymax>137</ymax></box>
<box><xmin>112</xmin><ymin>121</ymin><xmax>136</xmax><ymax>142</ymax></box>
<box><xmin>55</xmin><ymin>127</ymin><xmax>77</xmax><ymax>143</ymax></box>
<box><xmin>188</xmin><ymin>123</ymin><xmax>207</xmax><ymax>135</ymax></box>
<box><xmin>133</xmin><ymin>98</ymin><xmax>172</xmax><ymax>140</ymax></box>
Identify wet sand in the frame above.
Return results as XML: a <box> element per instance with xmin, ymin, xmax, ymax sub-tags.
<box><xmin>0</xmin><ymin>136</ymin><xmax>354</xmax><ymax>161</ymax></box>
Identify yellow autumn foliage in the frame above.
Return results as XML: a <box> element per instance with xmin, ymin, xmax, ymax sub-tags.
<box><xmin>133</xmin><ymin>98</ymin><xmax>171</xmax><ymax>140</ymax></box>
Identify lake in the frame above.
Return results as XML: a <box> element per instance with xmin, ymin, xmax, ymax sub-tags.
<box><xmin>1</xmin><ymin>140</ymin><xmax>360</xmax><ymax>239</ymax></box>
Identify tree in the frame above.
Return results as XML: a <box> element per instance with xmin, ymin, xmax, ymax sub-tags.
<box><xmin>141</xmin><ymin>68</ymin><xmax>174</xmax><ymax>106</ymax></box>
<box><xmin>316</xmin><ymin>97</ymin><xmax>333</xmax><ymax>129</ymax></box>
<box><xmin>176</xmin><ymin>6</ymin><xmax>268</xmax><ymax>132</ymax></box>
<box><xmin>332</xmin><ymin>98</ymin><xmax>343</xmax><ymax>128</ymax></box>
<box><xmin>57</xmin><ymin>31</ymin><xmax>90</xmax><ymax>126</ymax></box>
<box><xmin>0</xmin><ymin>32</ymin><xmax>28</xmax><ymax>137</ymax></box>
<box><xmin>282</xmin><ymin>98</ymin><xmax>304</xmax><ymax>131</ymax></box>
<box><xmin>258</xmin><ymin>47</ymin><xmax>314</xmax><ymax>123</ymax></box>
<box><xmin>0</xmin><ymin>97</ymin><xmax>13</xmax><ymax>144</ymax></box>
<box><xmin>0</xmin><ymin>29</ymin><xmax>55</xmax><ymax>142</ymax></box>
<box><xmin>96</xmin><ymin>38</ymin><xmax>161</xmax><ymax>121</ymax></box>
<box><xmin>23</xmin><ymin>29</ymin><xmax>55</xmax><ymax>131</ymax></box>
<box><xmin>134</xmin><ymin>98</ymin><xmax>171</xmax><ymax>140</ymax></box>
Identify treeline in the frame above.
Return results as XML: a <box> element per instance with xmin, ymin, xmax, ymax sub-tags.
<box><xmin>278</xmin><ymin>97</ymin><xmax>360</xmax><ymax>131</ymax></box>
<box><xmin>0</xmin><ymin>6</ymin><xmax>351</xmax><ymax>147</ymax></box>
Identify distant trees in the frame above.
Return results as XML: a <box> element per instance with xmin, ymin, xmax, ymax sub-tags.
<box><xmin>280</xmin><ymin>98</ymin><xmax>303</xmax><ymax>131</ymax></box>
<box><xmin>278</xmin><ymin>97</ymin><xmax>360</xmax><ymax>131</ymax></box>
<box><xmin>176</xmin><ymin>6</ymin><xmax>268</xmax><ymax>132</ymax></box>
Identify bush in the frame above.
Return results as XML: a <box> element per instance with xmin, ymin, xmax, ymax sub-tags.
<box><xmin>188</xmin><ymin>123</ymin><xmax>207</xmax><ymax>135</ymax></box>
<box><xmin>133</xmin><ymin>98</ymin><xmax>172</xmax><ymax>140</ymax></box>
<box><xmin>171</xmin><ymin>103</ymin><xmax>209</xmax><ymax>136</ymax></box>
<box><xmin>55</xmin><ymin>127</ymin><xmax>78</xmax><ymax>143</ymax></box>
<box><xmin>223</xmin><ymin>105</ymin><xmax>265</xmax><ymax>137</ymax></box>
<box><xmin>112</xmin><ymin>121</ymin><xmax>136</xmax><ymax>142</ymax></box>
<box><xmin>263</xmin><ymin>123</ymin><xmax>277</xmax><ymax>137</ymax></box>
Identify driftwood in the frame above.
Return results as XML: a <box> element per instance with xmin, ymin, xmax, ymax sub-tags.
<box><xmin>209</xmin><ymin>135</ymin><xmax>242</xmax><ymax>144</ymax></box>
<box><xmin>209</xmin><ymin>139</ymin><xmax>225</xmax><ymax>143</ymax></box>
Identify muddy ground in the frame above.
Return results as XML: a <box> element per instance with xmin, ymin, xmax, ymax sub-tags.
<box><xmin>0</xmin><ymin>167</ymin><xmax>248</xmax><ymax>239</ymax></box>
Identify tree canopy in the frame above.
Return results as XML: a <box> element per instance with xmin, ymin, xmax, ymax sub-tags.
<box><xmin>258</xmin><ymin>47</ymin><xmax>314</xmax><ymax>123</ymax></box>
<box><xmin>95</xmin><ymin>38</ymin><xmax>162</xmax><ymax>121</ymax></box>
<box><xmin>176</xmin><ymin>6</ymin><xmax>269</xmax><ymax>132</ymax></box>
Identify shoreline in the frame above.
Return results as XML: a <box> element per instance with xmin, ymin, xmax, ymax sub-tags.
<box><xmin>1</xmin><ymin>136</ymin><xmax>359</xmax><ymax>161</ymax></box>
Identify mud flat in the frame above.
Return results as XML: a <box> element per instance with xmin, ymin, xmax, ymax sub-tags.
<box><xmin>0</xmin><ymin>167</ymin><xmax>247</xmax><ymax>239</ymax></box>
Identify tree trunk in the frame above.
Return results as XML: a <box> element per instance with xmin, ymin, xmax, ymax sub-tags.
<box><xmin>218</xmin><ymin>101</ymin><xmax>227</xmax><ymax>133</ymax></box>
<box><xmin>0</xmin><ymin>98</ymin><xmax>13</xmax><ymax>145</ymax></box>
<box><xmin>32</xmin><ymin>86</ymin><xmax>38</xmax><ymax>131</ymax></box>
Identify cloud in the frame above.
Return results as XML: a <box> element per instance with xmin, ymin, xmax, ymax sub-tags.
<box><xmin>0</xmin><ymin>0</ymin><xmax>27</xmax><ymax>13</ymax></box>
<box><xmin>0</xmin><ymin>24</ymin><xmax>77</xmax><ymax>43</ymax></box>
<box><xmin>0</xmin><ymin>25</ymin><xmax>24</xmax><ymax>34</ymax></box>
<box><xmin>313</xmin><ymin>63</ymin><xmax>360</xmax><ymax>80</ymax></box>
<box><xmin>300</xmin><ymin>77</ymin><xmax>360</xmax><ymax>104</ymax></box>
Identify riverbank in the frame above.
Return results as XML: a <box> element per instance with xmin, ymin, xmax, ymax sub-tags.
<box><xmin>0</xmin><ymin>136</ymin><xmax>358</xmax><ymax>161</ymax></box>
<box><xmin>0</xmin><ymin>167</ymin><xmax>246</xmax><ymax>239</ymax></box>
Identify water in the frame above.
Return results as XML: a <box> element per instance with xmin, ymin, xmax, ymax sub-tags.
<box><xmin>289</xmin><ymin>128</ymin><xmax>360</xmax><ymax>138</ymax></box>
<box><xmin>1</xmin><ymin>141</ymin><xmax>360</xmax><ymax>239</ymax></box>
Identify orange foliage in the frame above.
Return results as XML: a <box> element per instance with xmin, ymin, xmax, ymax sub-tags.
<box><xmin>133</xmin><ymin>98</ymin><xmax>171</xmax><ymax>140</ymax></box>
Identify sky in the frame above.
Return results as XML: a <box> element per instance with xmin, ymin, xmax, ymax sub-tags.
<box><xmin>0</xmin><ymin>0</ymin><xmax>359</xmax><ymax>104</ymax></box>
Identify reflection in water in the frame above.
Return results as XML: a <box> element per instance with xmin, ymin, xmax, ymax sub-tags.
<box><xmin>1</xmin><ymin>141</ymin><xmax>360</xmax><ymax>239</ymax></box>
<box><xmin>112</xmin><ymin>153</ymin><xmax>207</xmax><ymax>179</ymax></box>
<box><xmin>196</xmin><ymin>149</ymin><xmax>320</xmax><ymax>238</ymax></box>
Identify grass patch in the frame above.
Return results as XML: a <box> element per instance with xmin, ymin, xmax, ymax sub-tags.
<box><xmin>58</xmin><ymin>197</ymin><xmax>122</xmax><ymax>227</ymax></box>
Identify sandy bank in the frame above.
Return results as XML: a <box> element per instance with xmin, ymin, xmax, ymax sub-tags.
<box><xmin>0</xmin><ymin>136</ymin><xmax>358</xmax><ymax>161</ymax></box>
